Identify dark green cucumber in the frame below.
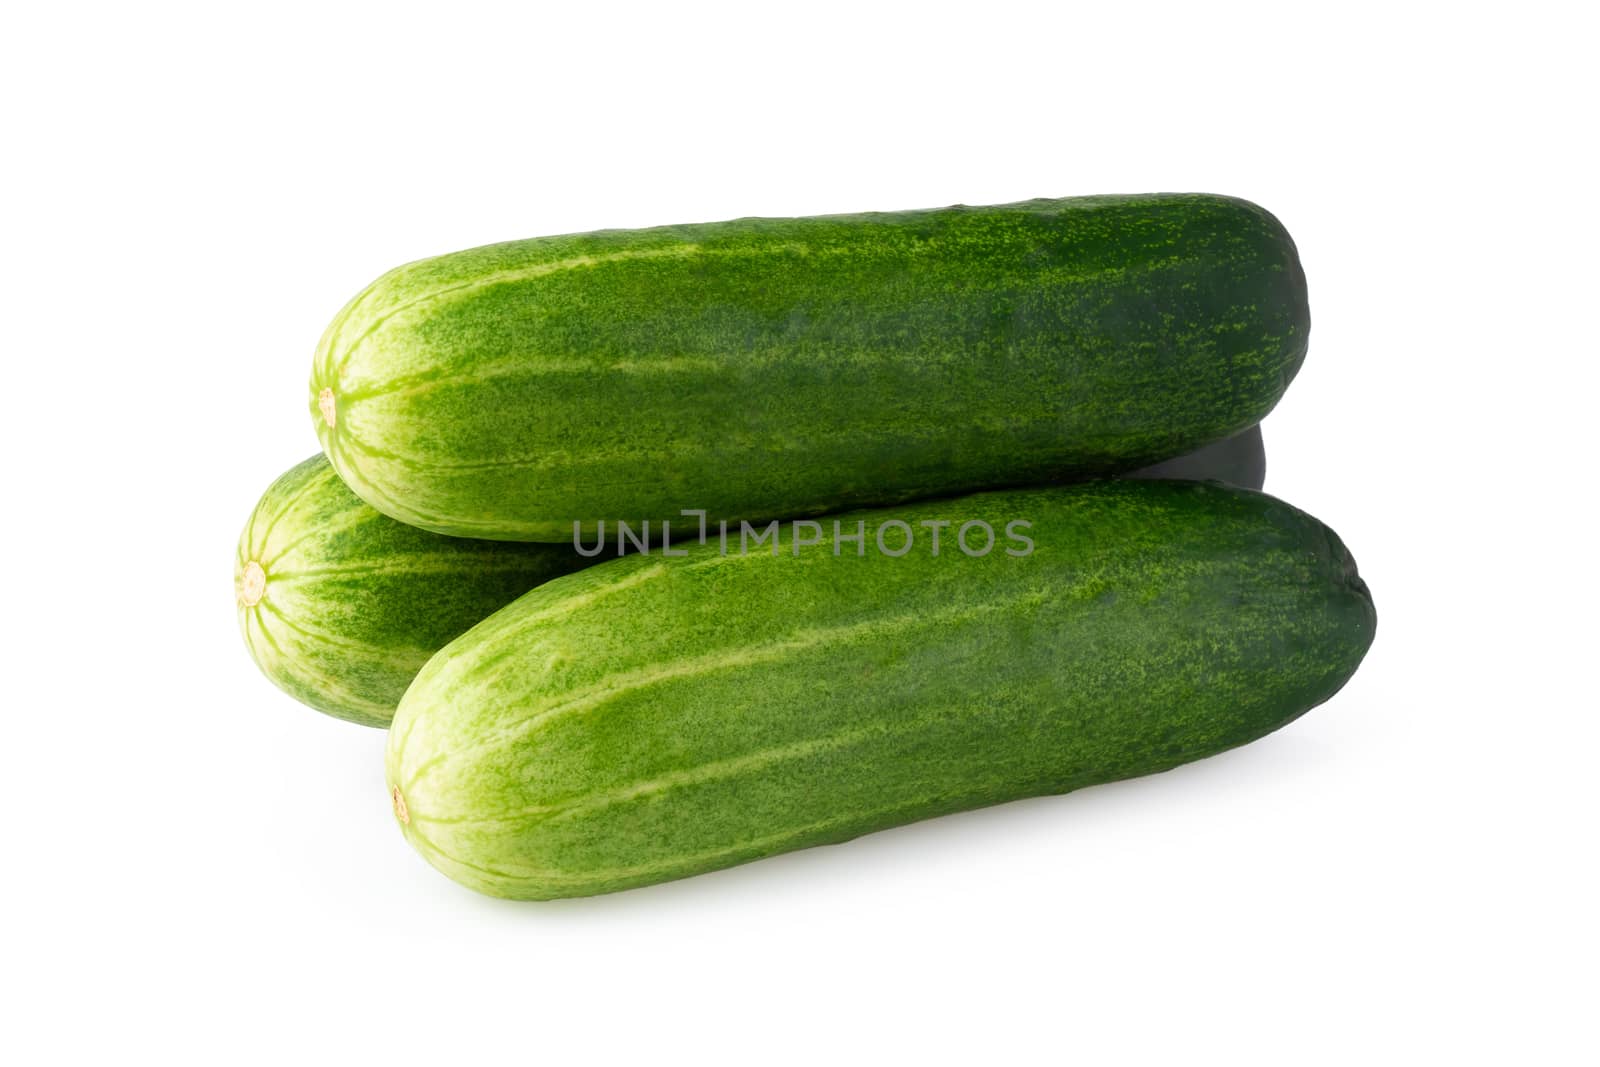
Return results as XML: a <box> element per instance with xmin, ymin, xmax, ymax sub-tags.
<box><xmin>386</xmin><ymin>480</ymin><xmax>1374</xmax><ymax>899</ymax></box>
<box><xmin>234</xmin><ymin>455</ymin><xmax>598</xmax><ymax>726</ymax></box>
<box><xmin>314</xmin><ymin>194</ymin><xmax>1309</xmax><ymax>541</ymax></box>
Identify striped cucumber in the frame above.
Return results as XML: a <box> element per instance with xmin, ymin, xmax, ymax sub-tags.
<box><xmin>234</xmin><ymin>455</ymin><xmax>596</xmax><ymax>726</ymax></box>
<box><xmin>386</xmin><ymin>480</ymin><xmax>1374</xmax><ymax>899</ymax></box>
<box><xmin>234</xmin><ymin>446</ymin><xmax>1248</xmax><ymax>725</ymax></box>
<box><xmin>313</xmin><ymin>194</ymin><xmax>1309</xmax><ymax>541</ymax></box>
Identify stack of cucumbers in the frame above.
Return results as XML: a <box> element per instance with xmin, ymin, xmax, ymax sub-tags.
<box><xmin>236</xmin><ymin>193</ymin><xmax>1375</xmax><ymax>900</ymax></box>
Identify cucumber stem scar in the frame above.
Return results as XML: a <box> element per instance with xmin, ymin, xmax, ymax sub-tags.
<box><xmin>238</xmin><ymin>561</ymin><xmax>266</xmax><ymax>607</ymax></box>
<box><xmin>392</xmin><ymin>786</ymin><xmax>410</xmax><ymax>824</ymax></box>
<box><xmin>318</xmin><ymin>387</ymin><xmax>336</xmax><ymax>428</ymax></box>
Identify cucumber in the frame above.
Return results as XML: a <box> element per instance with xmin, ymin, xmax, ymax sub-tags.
<box><xmin>314</xmin><ymin>194</ymin><xmax>1309</xmax><ymax>541</ymax></box>
<box><xmin>386</xmin><ymin>480</ymin><xmax>1374</xmax><ymax>899</ymax></box>
<box><xmin>235</xmin><ymin>444</ymin><xmax>1245</xmax><ymax>726</ymax></box>
<box><xmin>1129</xmin><ymin>423</ymin><xmax>1266</xmax><ymax>489</ymax></box>
<box><xmin>234</xmin><ymin>455</ymin><xmax>596</xmax><ymax>726</ymax></box>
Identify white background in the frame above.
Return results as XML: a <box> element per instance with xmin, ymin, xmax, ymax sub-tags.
<box><xmin>4</xmin><ymin>2</ymin><xmax>1594</xmax><ymax>1063</ymax></box>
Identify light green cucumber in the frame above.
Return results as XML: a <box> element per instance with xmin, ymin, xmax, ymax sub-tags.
<box><xmin>234</xmin><ymin>455</ymin><xmax>596</xmax><ymax>726</ymax></box>
<box><xmin>386</xmin><ymin>479</ymin><xmax>1374</xmax><ymax>898</ymax></box>
<box><xmin>314</xmin><ymin>194</ymin><xmax>1308</xmax><ymax>540</ymax></box>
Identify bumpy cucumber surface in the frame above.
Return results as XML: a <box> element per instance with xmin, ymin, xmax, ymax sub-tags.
<box><xmin>234</xmin><ymin>455</ymin><xmax>595</xmax><ymax>726</ymax></box>
<box><xmin>386</xmin><ymin>480</ymin><xmax>1374</xmax><ymax>898</ymax></box>
<box><xmin>314</xmin><ymin>194</ymin><xmax>1309</xmax><ymax>541</ymax></box>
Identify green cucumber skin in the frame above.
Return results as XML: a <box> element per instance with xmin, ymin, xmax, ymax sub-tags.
<box><xmin>234</xmin><ymin>444</ymin><xmax>1252</xmax><ymax>727</ymax></box>
<box><xmin>314</xmin><ymin>194</ymin><xmax>1309</xmax><ymax>541</ymax></box>
<box><xmin>386</xmin><ymin>480</ymin><xmax>1374</xmax><ymax>899</ymax></box>
<box><xmin>234</xmin><ymin>455</ymin><xmax>595</xmax><ymax>726</ymax></box>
